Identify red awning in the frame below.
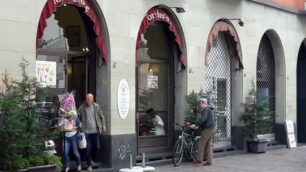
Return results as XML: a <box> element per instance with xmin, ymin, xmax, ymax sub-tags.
<box><xmin>205</xmin><ymin>21</ymin><xmax>243</xmax><ymax>69</ymax></box>
<box><xmin>136</xmin><ymin>7</ymin><xmax>187</xmax><ymax>67</ymax></box>
<box><xmin>36</xmin><ymin>0</ymin><xmax>108</xmax><ymax>62</ymax></box>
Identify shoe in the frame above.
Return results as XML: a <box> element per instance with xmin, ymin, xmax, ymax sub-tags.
<box><xmin>193</xmin><ymin>160</ymin><xmax>204</xmax><ymax>166</ymax></box>
<box><xmin>203</xmin><ymin>162</ymin><xmax>212</xmax><ymax>166</ymax></box>
<box><xmin>87</xmin><ymin>166</ymin><xmax>92</xmax><ymax>172</ymax></box>
<box><xmin>64</xmin><ymin>167</ymin><xmax>69</xmax><ymax>172</ymax></box>
<box><xmin>77</xmin><ymin>165</ymin><xmax>81</xmax><ymax>171</ymax></box>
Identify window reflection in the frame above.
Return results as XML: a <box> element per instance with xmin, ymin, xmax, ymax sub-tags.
<box><xmin>137</xmin><ymin>63</ymin><xmax>168</xmax><ymax>136</ymax></box>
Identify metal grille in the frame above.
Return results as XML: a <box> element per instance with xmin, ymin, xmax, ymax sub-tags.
<box><xmin>256</xmin><ymin>35</ymin><xmax>275</xmax><ymax>135</ymax></box>
<box><xmin>205</xmin><ymin>32</ymin><xmax>232</xmax><ymax>143</ymax></box>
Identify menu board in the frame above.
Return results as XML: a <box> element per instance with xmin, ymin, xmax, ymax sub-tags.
<box><xmin>285</xmin><ymin>120</ymin><xmax>297</xmax><ymax>148</ymax></box>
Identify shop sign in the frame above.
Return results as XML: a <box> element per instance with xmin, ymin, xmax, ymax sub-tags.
<box><xmin>117</xmin><ymin>79</ymin><xmax>130</xmax><ymax>119</ymax></box>
<box><xmin>136</xmin><ymin>7</ymin><xmax>187</xmax><ymax>66</ymax></box>
<box><xmin>36</xmin><ymin>61</ymin><xmax>56</xmax><ymax>88</ymax></box>
<box><xmin>53</xmin><ymin>0</ymin><xmax>90</xmax><ymax>12</ymax></box>
<box><xmin>146</xmin><ymin>9</ymin><xmax>171</xmax><ymax>23</ymax></box>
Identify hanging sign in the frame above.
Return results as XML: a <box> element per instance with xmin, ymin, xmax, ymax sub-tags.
<box><xmin>285</xmin><ymin>120</ymin><xmax>297</xmax><ymax>148</ymax></box>
<box><xmin>117</xmin><ymin>79</ymin><xmax>130</xmax><ymax>119</ymax></box>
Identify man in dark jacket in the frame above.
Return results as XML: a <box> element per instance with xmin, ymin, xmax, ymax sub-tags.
<box><xmin>78</xmin><ymin>93</ymin><xmax>106</xmax><ymax>172</ymax></box>
<box><xmin>190</xmin><ymin>98</ymin><xmax>215</xmax><ymax>166</ymax></box>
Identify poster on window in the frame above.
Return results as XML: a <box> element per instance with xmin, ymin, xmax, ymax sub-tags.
<box><xmin>147</xmin><ymin>75</ymin><xmax>158</xmax><ymax>89</ymax></box>
<box><xmin>36</xmin><ymin>61</ymin><xmax>56</xmax><ymax>88</ymax></box>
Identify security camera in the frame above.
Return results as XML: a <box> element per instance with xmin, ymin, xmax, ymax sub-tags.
<box><xmin>238</xmin><ymin>19</ymin><xmax>244</xmax><ymax>27</ymax></box>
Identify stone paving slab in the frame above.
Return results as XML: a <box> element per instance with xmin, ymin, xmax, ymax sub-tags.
<box><xmin>155</xmin><ymin>146</ymin><xmax>306</xmax><ymax>172</ymax></box>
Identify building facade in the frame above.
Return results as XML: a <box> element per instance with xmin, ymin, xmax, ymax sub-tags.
<box><xmin>1</xmin><ymin>0</ymin><xmax>306</xmax><ymax>171</ymax></box>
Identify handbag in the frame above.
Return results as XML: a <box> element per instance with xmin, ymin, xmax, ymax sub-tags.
<box><xmin>77</xmin><ymin>132</ymin><xmax>87</xmax><ymax>149</ymax></box>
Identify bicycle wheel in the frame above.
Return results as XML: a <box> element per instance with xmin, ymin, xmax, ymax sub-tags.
<box><xmin>172</xmin><ymin>139</ymin><xmax>184</xmax><ymax>166</ymax></box>
<box><xmin>190</xmin><ymin>138</ymin><xmax>199</xmax><ymax>161</ymax></box>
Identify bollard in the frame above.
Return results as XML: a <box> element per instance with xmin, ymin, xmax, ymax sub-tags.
<box><xmin>132</xmin><ymin>152</ymin><xmax>155</xmax><ymax>172</ymax></box>
<box><xmin>130</xmin><ymin>154</ymin><xmax>133</xmax><ymax>168</ymax></box>
<box><xmin>142</xmin><ymin>153</ymin><xmax>145</xmax><ymax>167</ymax></box>
<box><xmin>119</xmin><ymin>154</ymin><xmax>144</xmax><ymax>172</ymax></box>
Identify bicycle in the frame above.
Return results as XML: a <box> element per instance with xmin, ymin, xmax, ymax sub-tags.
<box><xmin>172</xmin><ymin>123</ymin><xmax>200</xmax><ymax>166</ymax></box>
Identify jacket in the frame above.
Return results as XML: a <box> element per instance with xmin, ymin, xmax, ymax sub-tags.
<box><xmin>78</xmin><ymin>102</ymin><xmax>106</xmax><ymax>133</ymax></box>
<box><xmin>196</xmin><ymin>106</ymin><xmax>215</xmax><ymax>130</ymax></box>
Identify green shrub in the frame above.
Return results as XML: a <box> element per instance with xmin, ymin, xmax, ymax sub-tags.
<box><xmin>239</xmin><ymin>81</ymin><xmax>276</xmax><ymax>140</ymax></box>
<box><xmin>184</xmin><ymin>90</ymin><xmax>205</xmax><ymax>124</ymax></box>
<box><xmin>7</xmin><ymin>155</ymin><xmax>29</xmax><ymax>171</ymax></box>
<box><xmin>29</xmin><ymin>155</ymin><xmax>45</xmax><ymax>166</ymax></box>
<box><xmin>0</xmin><ymin>59</ymin><xmax>61</xmax><ymax>171</ymax></box>
<box><xmin>47</xmin><ymin>154</ymin><xmax>62</xmax><ymax>172</ymax></box>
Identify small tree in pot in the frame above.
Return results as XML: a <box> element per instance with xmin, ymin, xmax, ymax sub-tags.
<box><xmin>239</xmin><ymin>81</ymin><xmax>275</xmax><ymax>153</ymax></box>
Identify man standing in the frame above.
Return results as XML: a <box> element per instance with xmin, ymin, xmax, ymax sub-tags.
<box><xmin>190</xmin><ymin>98</ymin><xmax>215</xmax><ymax>166</ymax></box>
<box><xmin>78</xmin><ymin>93</ymin><xmax>106</xmax><ymax>172</ymax></box>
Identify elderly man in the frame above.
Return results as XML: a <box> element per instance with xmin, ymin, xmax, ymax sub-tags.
<box><xmin>78</xmin><ymin>93</ymin><xmax>106</xmax><ymax>172</ymax></box>
<box><xmin>190</xmin><ymin>98</ymin><xmax>215</xmax><ymax>166</ymax></box>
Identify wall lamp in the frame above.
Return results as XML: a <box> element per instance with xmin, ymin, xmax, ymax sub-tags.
<box><xmin>169</xmin><ymin>7</ymin><xmax>186</xmax><ymax>13</ymax></box>
<box><xmin>227</xmin><ymin>18</ymin><xmax>244</xmax><ymax>27</ymax></box>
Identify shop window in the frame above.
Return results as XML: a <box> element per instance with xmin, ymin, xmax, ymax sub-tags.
<box><xmin>138</xmin><ymin>63</ymin><xmax>167</xmax><ymax>136</ymax></box>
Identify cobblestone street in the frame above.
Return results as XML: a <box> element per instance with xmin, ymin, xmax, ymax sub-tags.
<box><xmin>155</xmin><ymin>146</ymin><xmax>306</xmax><ymax>172</ymax></box>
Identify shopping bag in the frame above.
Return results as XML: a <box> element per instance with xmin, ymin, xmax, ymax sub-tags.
<box><xmin>77</xmin><ymin>132</ymin><xmax>87</xmax><ymax>149</ymax></box>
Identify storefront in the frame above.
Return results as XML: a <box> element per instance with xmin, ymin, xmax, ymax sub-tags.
<box><xmin>1</xmin><ymin>0</ymin><xmax>305</xmax><ymax>171</ymax></box>
<box><xmin>35</xmin><ymin>0</ymin><xmax>111</xmax><ymax>169</ymax></box>
<box><xmin>135</xmin><ymin>6</ymin><xmax>187</xmax><ymax>159</ymax></box>
<box><xmin>204</xmin><ymin>20</ymin><xmax>243</xmax><ymax>149</ymax></box>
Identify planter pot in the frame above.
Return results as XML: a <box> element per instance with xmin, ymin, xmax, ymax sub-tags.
<box><xmin>247</xmin><ymin>139</ymin><xmax>268</xmax><ymax>153</ymax></box>
<box><xmin>19</xmin><ymin>165</ymin><xmax>56</xmax><ymax>172</ymax></box>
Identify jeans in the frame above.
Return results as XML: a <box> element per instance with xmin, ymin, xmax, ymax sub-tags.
<box><xmin>85</xmin><ymin>133</ymin><xmax>100</xmax><ymax>166</ymax></box>
<box><xmin>64</xmin><ymin>134</ymin><xmax>81</xmax><ymax>169</ymax></box>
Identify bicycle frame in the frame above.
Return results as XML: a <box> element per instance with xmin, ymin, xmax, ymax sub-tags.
<box><xmin>172</xmin><ymin>124</ymin><xmax>199</xmax><ymax>166</ymax></box>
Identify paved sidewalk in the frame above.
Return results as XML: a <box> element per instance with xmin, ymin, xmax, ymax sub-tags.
<box><xmin>155</xmin><ymin>146</ymin><xmax>306</xmax><ymax>172</ymax></box>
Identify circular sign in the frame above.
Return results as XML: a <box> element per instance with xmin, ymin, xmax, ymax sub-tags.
<box><xmin>117</xmin><ymin>79</ymin><xmax>130</xmax><ymax>119</ymax></box>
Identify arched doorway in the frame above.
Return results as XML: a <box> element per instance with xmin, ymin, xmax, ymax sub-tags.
<box><xmin>256</xmin><ymin>34</ymin><xmax>276</xmax><ymax>136</ymax></box>
<box><xmin>256</xmin><ymin>30</ymin><xmax>285</xmax><ymax>143</ymax></box>
<box><xmin>204</xmin><ymin>20</ymin><xmax>243</xmax><ymax>148</ymax></box>
<box><xmin>297</xmin><ymin>40</ymin><xmax>306</xmax><ymax>143</ymax></box>
<box><xmin>135</xmin><ymin>7</ymin><xmax>187</xmax><ymax>157</ymax></box>
<box><xmin>36</xmin><ymin>0</ymin><xmax>110</xmax><ymax>168</ymax></box>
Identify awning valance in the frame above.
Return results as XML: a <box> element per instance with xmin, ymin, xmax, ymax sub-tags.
<box><xmin>136</xmin><ymin>7</ymin><xmax>187</xmax><ymax>67</ymax></box>
<box><xmin>205</xmin><ymin>21</ymin><xmax>243</xmax><ymax>69</ymax></box>
<box><xmin>36</xmin><ymin>0</ymin><xmax>108</xmax><ymax>62</ymax></box>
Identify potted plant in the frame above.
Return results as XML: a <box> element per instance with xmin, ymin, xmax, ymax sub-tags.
<box><xmin>239</xmin><ymin>81</ymin><xmax>275</xmax><ymax>153</ymax></box>
<box><xmin>0</xmin><ymin>59</ymin><xmax>62</xmax><ymax>172</ymax></box>
<box><xmin>184</xmin><ymin>90</ymin><xmax>206</xmax><ymax>124</ymax></box>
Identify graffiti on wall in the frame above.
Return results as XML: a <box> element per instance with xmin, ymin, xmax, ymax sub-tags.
<box><xmin>118</xmin><ymin>144</ymin><xmax>132</xmax><ymax>160</ymax></box>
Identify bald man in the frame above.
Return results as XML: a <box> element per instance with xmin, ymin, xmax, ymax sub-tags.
<box><xmin>78</xmin><ymin>93</ymin><xmax>106</xmax><ymax>172</ymax></box>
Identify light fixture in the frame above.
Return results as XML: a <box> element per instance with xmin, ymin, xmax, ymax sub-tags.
<box><xmin>169</xmin><ymin>7</ymin><xmax>185</xmax><ymax>13</ymax></box>
<box><xmin>227</xmin><ymin>18</ymin><xmax>244</xmax><ymax>27</ymax></box>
